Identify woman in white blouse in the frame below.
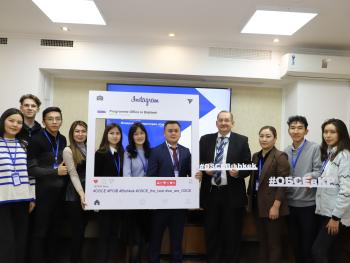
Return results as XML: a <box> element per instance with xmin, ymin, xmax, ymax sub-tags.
<box><xmin>312</xmin><ymin>119</ymin><xmax>350</xmax><ymax>263</ymax></box>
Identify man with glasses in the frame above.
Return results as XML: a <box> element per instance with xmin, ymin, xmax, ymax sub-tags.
<box><xmin>28</xmin><ymin>107</ymin><xmax>68</xmax><ymax>263</ymax></box>
<box><xmin>18</xmin><ymin>94</ymin><xmax>42</xmax><ymax>142</ymax></box>
<box><xmin>199</xmin><ymin>111</ymin><xmax>251</xmax><ymax>263</ymax></box>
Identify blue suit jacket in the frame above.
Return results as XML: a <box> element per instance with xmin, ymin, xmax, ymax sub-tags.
<box><xmin>146</xmin><ymin>142</ymin><xmax>191</xmax><ymax>177</ymax></box>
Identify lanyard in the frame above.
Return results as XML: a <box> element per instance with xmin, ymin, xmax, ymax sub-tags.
<box><xmin>4</xmin><ymin>139</ymin><xmax>18</xmax><ymax>169</ymax></box>
<box><xmin>43</xmin><ymin>130</ymin><xmax>60</xmax><ymax>165</ymax></box>
<box><xmin>111</xmin><ymin>151</ymin><xmax>121</xmax><ymax>176</ymax></box>
<box><xmin>291</xmin><ymin>140</ymin><xmax>307</xmax><ymax>170</ymax></box>
<box><xmin>321</xmin><ymin>154</ymin><xmax>331</xmax><ymax>174</ymax></box>
<box><xmin>258</xmin><ymin>158</ymin><xmax>263</xmax><ymax>179</ymax></box>
<box><xmin>137</xmin><ymin>154</ymin><xmax>148</xmax><ymax>174</ymax></box>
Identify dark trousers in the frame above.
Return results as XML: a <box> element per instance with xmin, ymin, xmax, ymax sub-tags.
<box><xmin>204</xmin><ymin>186</ymin><xmax>244</xmax><ymax>263</ymax></box>
<box><xmin>65</xmin><ymin>201</ymin><xmax>89</xmax><ymax>262</ymax></box>
<box><xmin>288</xmin><ymin>205</ymin><xmax>318</xmax><ymax>263</ymax></box>
<box><xmin>256</xmin><ymin>216</ymin><xmax>285</xmax><ymax>263</ymax></box>
<box><xmin>30</xmin><ymin>187</ymin><xmax>65</xmax><ymax>263</ymax></box>
<box><xmin>148</xmin><ymin>209</ymin><xmax>186</xmax><ymax>263</ymax></box>
<box><xmin>0</xmin><ymin>202</ymin><xmax>29</xmax><ymax>263</ymax></box>
<box><xmin>97</xmin><ymin>210</ymin><xmax>124</xmax><ymax>263</ymax></box>
<box><xmin>312</xmin><ymin>215</ymin><xmax>343</xmax><ymax>263</ymax></box>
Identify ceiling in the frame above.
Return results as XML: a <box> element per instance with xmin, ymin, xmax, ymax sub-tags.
<box><xmin>1</xmin><ymin>0</ymin><xmax>350</xmax><ymax>51</ymax></box>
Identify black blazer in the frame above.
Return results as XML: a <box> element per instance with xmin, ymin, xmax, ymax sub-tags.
<box><xmin>199</xmin><ymin>132</ymin><xmax>251</xmax><ymax>208</ymax></box>
<box><xmin>94</xmin><ymin>149</ymin><xmax>124</xmax><ymax>177</ymax></box>
<box><xmin>146</xmin><ymin>142</ymin><xmax>191</xmax><ymax>177</ymax></box>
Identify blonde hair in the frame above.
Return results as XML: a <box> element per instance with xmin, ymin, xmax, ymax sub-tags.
<box><xmin>68</xmin><ymin>121</ymin><xmax>87</xmax><ymax>166</ymax></box>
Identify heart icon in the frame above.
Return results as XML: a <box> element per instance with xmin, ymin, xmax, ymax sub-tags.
<box><xmin>93</xmin><ymin>179</ymin><xmax>98</xmax><ymax>184</ymax></box>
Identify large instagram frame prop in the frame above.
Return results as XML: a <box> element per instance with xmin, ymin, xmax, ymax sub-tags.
<box><xmin>85</xmin><ymin>91</ymin><xmax>199</xmax><ymax>209</ymax></box>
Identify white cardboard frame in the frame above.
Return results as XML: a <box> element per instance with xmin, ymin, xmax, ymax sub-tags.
<box><xmin>85</xmin><ymin>91</ymin><xmax>199</xmax><ymax>209</ymax></box>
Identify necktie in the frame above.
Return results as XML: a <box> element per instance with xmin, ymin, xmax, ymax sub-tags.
<box><xmin>170</xmin><ymin>147</ymin><xmax>180</xmax><ymax>172</ymax></box>
<box><xmin>214</xmin><ymin>137</ymin><xmax>228</xmax><ymax>185</ymax></box>
<box><xmin>113</xmin><ymin>151</ymin><xmax>120</xmax><ymax>176</ymax></box>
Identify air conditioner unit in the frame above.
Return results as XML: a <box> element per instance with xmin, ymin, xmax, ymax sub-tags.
<box><xmin>280</xmin><ymin>53</ymin><xmax>350</xmax><ymax>80</ymax></box>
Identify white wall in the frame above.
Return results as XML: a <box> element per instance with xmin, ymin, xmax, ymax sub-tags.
<box><xmin>1</xmin><ymin>36</ymin><xmax>350</xmax><ymax>148</ymax></box>
<box><xmin>282</xmin><ymin>79</ymin><xmax>350</xmax><ymax>147</ymax></box>
<box><xmin>0</xmin><ymin>37</ymin><xmax>282</xmax><ymax>114</ymax></box>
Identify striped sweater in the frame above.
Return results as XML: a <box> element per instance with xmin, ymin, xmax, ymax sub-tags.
<box><xmin>0</xmin><ymin>138</ymin><xmax>35</xmax><ymax>204</ymax></box>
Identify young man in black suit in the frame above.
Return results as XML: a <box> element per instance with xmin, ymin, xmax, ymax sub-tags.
<box><xmin>147</xmin><ymin>120</ymin><xmax>191</xmax><ymax>263</ymax></box>
<box><xmin>28</xmin><ymin>107</ymin><xmax>68</xmax><ymax>263</ymax></box>
<box><xmin>199</xmin><ymin>111</ymin><xmax>251</xmax><ymax>263</ymax></box>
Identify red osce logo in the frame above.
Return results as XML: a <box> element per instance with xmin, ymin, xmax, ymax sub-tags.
<box><xmin>156</xmin><ymin>180</ymin><xmax>176</xmax><ymax>186</ymax></box>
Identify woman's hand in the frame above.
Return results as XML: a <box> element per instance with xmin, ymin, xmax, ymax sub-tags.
<box><xmin>326</xmin><ymin>218</ymin><xmax>340</xmax><ymax>235</ymax></box>
<box><xmin>269</xmin><ymin>200</ymin><xmax>281</xmax><ymax>220</ymax></box>
<box><xmin>79</xmin><ymin>192</ymin><xmax>87</xmax><ymax>210</ymax></box>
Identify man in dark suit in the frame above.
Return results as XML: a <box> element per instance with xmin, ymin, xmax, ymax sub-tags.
<box><xmin>200</xmin><ymin>111</ymin><xmax>251</xmax><ymax>263</ymax></box>
<box><xmin>147</xmin><ymin>120</ymin><xmax>191</xmax><ymax>263</ymax></box>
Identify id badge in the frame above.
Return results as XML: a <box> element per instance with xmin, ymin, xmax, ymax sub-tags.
<box><xmin>53</xmin><ymin>163</ymin><xmax>58</xmax><ymax>169</ymax></box>
<box><xmin>174</xmin><ymin>171</ymin><xmax>179</xmax><ymax>177</ymax></box>
<box><xmin>12</xmin><ymin>172</ymin><xmax>21</xmax><ymax>186</ymax></box>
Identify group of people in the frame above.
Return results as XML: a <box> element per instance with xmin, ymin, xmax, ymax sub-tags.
<box><xmin>0</xmin><ymin>94</ymin><xmax>349</xmax><ymax>263</ymax></box>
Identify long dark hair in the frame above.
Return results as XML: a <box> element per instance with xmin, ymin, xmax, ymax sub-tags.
<box><xmin>126</xmin><ymin>122</ymin><xmax>151</xmax><ymax>159</ymax></box>
<box><xmin>98</xmin><ymin>123</ymin><xmax>124</xmax><ymax>154</ymax></box>
<box><xmin>320</xmin><ymin>118</ymin><xmax>350</xmax><ymax>161</ymax></box>
<box><xmin>0</xmin><ymin>108</ymin><xmax>26</xmax><ymax>148</ymax></box>
<box><xmin>68</xmin><ymin>120</ymin><xmax>87</xmax><ymax>166</ymax></box>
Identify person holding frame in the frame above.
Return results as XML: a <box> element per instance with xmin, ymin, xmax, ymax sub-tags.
<box><xmin>63</xmin><ymin>120</ymin><xmax>89</xmax><ymax>263</ymax></box>
<box><xmin>147</xmin><ymin>120</ymin><xmax>191</xmax><ymax>263</ymax></box>
<box><xmin>95</xmin><ymin>123</ymin><xmax>125</xmax><ymax>263</ymax></box>
<box><xmin>123</xmin><ymin>122</ymin><xmax>151</xmax><ymax>263</ymax></box>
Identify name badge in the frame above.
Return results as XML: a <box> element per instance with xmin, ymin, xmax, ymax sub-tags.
<box><xmin>174</xmin><ymin>171</ymin><xmax>179</xmax><ymax>177</ymax></box>
<box><xmin>12</xmin><ymin>172</ymin><xmax>21</xmax><ymax>186</ymax></box>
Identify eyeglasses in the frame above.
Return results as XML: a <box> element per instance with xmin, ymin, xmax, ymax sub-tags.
<box><xmin>45</xmin><ymin>117</ymin><xmax>62</xmax><ymax>123</ymax></box>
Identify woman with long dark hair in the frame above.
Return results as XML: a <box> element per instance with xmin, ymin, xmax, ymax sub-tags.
<box><xmin>0</xmin><ymin>108</ymin><xmax>35</xmax><ymax>263</ymax></box>
<box><xmin>312</xmin><ymin>119</ymin><xmax>350</xmax><ymax>263</ymax></box>
<box><xmin>63</xmin><ymin>120</ymin><xmax>88</xmax><ymax>263</ymax></box>
<box><xmin>123</xmin><ymin>122</ymin><xmax>151</xmax><ymax>263</ymax></box>
<box><xmin>95</xmin><ymin>123</ymin><xmax>125</xmax><ymax>262</ymax></box>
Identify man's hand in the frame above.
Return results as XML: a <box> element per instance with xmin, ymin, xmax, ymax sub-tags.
<box><xmin>57</xmin><ymin>162</ymin><xmax>68</xmax><ymax>176</ymax></box>
<box><xmin>195</xmin><ymin>171</ymin><xmax>203</xmax><ymax>181</ymax></box>
<box><xmin>229</xmin><ymin>168</ymin><xmax>239</xmax><ymax>178</ymax></box>
<box><xmin>29</xmin><ymin>201</ymin><xmax>35</xmax><ymax>213</ymax></box>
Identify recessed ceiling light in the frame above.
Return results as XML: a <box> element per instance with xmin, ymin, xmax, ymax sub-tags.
<box><xmin>168</xmin><ymin>33</ymin><xmax>175</xmax><ymax>37</ymax></box>
<box><xmin>32</xmin><ymin>0</ymin><xmax>106</xmax><ymax>25</ymax></box>
<box><xmin>273</xmin><ymin>38</ymin><xmax>279</xmax><ymax>43</ymax></box>
<box><xmin>61</xmin><ymin>26</ymin><xmax>69</xmax><ymax>31</ymax></box>
<box><xmin>241</xmin><ymin>10</ymin><xmax>317</xmax><ymax>35</ymax></box>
